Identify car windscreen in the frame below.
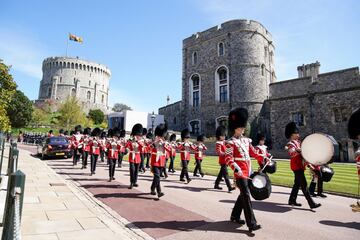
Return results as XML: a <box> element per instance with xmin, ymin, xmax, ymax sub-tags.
<box><xmin>48</xmin><ymin>137</ymin><xmax>68</xmax><ymax>144</ymax></box>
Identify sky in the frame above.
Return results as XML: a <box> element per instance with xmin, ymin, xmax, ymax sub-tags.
<box><xmin>0</xmin><ymin>0</ymin><xmax>359</xmax><ymax>113</ymax></box>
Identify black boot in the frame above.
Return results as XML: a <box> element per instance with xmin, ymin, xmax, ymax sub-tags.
<box><xmin>309</xmin><ymin>182</ymin><xmax>316</xmax><ymax>197</ymax></box>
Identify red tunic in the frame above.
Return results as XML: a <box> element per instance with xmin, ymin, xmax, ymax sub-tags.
<box><xmin>286</xmin><ymin>140</ymin><xmax>306</xmax><ymax>171</ymax></box>
<box><xmin>107</xmin><ymin>142</ymin><xmax>119</xmax><ymax>159</ymax></box>
<box><xmin>194</xmin><ymin>143</ymin><xmax>207</xmax><ymax>160</ymax></box>
<box><xmin>355</xmin><ymin>147</ymin><xmax>360</xmax><ymax>176</ymax></box>
<box><xmin>224</xmin><ymin>137</ymin><xmax>264</xmax><ymax>179</ymax></box>
<box><xmin>126</xmin><ymin>139</ymin><xmax>143</xmax><ymax>164</ymax></box>
<box><xmin>89</xmin><ymin>139</ymin><xmax>100</xmax><ymax>155</ymax></box>
<box><xmin>82</xmin><ymin>136</ymin><xmax>91</xmax><ymax>152</ymax></box>
<box><xmin>216</xmin><ymin>141</ymin><xmax>226</xmax><ymax>165</ymax></box>
<box><xmin>117</xmin><ymin>138</ymin><xmax>127</xmax><ymax>153</ymax></box>
<box><xmin>177</xmin><ymin>141</ymin><xmax>194</xmax><ymax>161</ymax></box>
<box><xmin>149</xmin><ymin>139</ymin><xmax>171</xmax><ymax>167</ymax></box>
<box><xmin>170</xmin><ymin>142</ymin><xmax>177</xmax><ymax>157</ymax></box>
<box><xmin>255</xmin><ymin>145</ymin><xmax>271</xmax><ymax>166</ymax></box>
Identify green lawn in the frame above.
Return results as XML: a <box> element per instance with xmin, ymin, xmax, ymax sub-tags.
<box><xmin>123</xmin><ymin>154</ymin><xmax>358</xmax><ymax>197</ymax></box>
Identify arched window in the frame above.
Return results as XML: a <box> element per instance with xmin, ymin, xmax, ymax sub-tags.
<box><xmin>192</xmin><ymin>51</ymin><xmax>198</xmax><ymax>65</ymax></box>
<box><xmin>101</xmin><ymin>94</ymin><xmax>104</xmax><ymax>104</ymax></box>
<box><xmin>87</xmin><ymin>91</ymin><xmax>91</xmax><ymax>100</ymax></box>
<box><xmin>71</xmin><ymin>88</ymin><xmax>76</xmax><ymax>96</ymax></box>
<box><xmin>55</xmin><ymin>62</ymin><xmax>58</xmax><ymax>67</ymax></box>
<box><xmin>261</xmin><ymin>64</ymin><xmax>265</xmax><ymax>76</ymax></box>
<box><xmin>59</xmin><ymin>77</ymin><xmax>62</xmax><ymax>83</ymax></box>
<box><xmin>218</xmin><ymin>42</ymin><xmax>225</xmax><ymax>56</ymax></box>
<box><xmin>89</xmin><ymin>80</ymin><xmax>91</xmax><ymax>86</ymax></box>
<box><xmin>75</xmin><ymin>63</ymin><xmax>78</xmax><ymax>69</ymax></box>
<box><xmin>79</xmin><ymin>64</ymin><xmax>82</xmax><ymax>70</ymax></box>
<box><xmin>189</xmin><ymin>74</ymin><xmax>201</xmax><ymax>107</ymax></box>
<box><xmin>63</xmin><ymin>62</ymin><xmax>66</xmax><ymax>68</ymax></box>
<box><xmin>48</xmin><ymin>87</ymin><xmax>52</xmax><ymax>98</ymax></box>
<box><xmin>71</xmin><ymin>63</ymin><xmax>74</xmax><ymax>69</ymax></box>
<box><xmin>215</xmin><ymin>66</ymin><xmax>229</xmax><ymax>103</ymax></box>
<box><xmin>87</xmin><ymin>65</ymin><xmax>90</xmax><ymax>71</ymax></box>
<box><xmin>173</xmin><ymin>117</ymin><xmax>177</xmax><ymax>124</ymax></box>
<box><xmin>264</xmin><ymin>46</ymin><xmax>268</xmax><ymax>58</ymax></box>
<box><xmin>91</xmin><ymin>66</ymin><xmax>93</xmax><ymax>72</ymax></box>
<box><xmin>269</xmin><ymin>51</ymin><xmax>274</xmax><ymax>64</ymax></box>
<box><xmin>189</xmin><ymin>120</ymin><xmax>200</xmax><ymax>135</ymax></box>
<box><xmin>67</xmin><ymin>62</ymin><xmax>70</xmax><ymax>68</ymax></box>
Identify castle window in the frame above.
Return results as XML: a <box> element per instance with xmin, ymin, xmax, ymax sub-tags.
<box><xmin>74</xmin><ymin>78</ymin><xmax>76</xmax><ymax>84</ymax></box>
<box><xmin>79</xmin><ymin>64</ymin><xmax>82</xmax><ymax>70</ymax></box>
<box><xmin>48</xmin><ymin>87</ymin><xmax>52</xmax><ymax>98</ymax></box>
<box><xmin>87</xmin><ymin>91</ymin><xmax>91</xmax><ymax>100</ymax></box>
<box><xmin>173</xmin><ymin>117</ymin><xmax>176</xmax><ymax>124</ymax></box>
<box><xmin>190</xmin><ymin>74</ymin><xmax>201</xmax><ymax>107</ymax></box>
<box><xmin>264</xmin><ymin>46</ymin><xmax>268</xmax><ymax>58</ymax></box>
<box><xmin>269</xmin><ymin>51</ymin><xmax>274</xmax><ymax>64</ymax></box>
<box><xmin>192</xmin><ymin>51</ymin><xmax>198</xmax><ymax>65</ymax></box>
<box><xmin>292</xmin><ymin>112</ymin><xmax>305</xmax><ymax>126</ymax></box>
<box><xmin>71</xmin><ymin>88</ymin><xmax>76</xmax><ymax>96</ymax></box>
<box><xmin>189</xmin><ymin>120</ymin><xmax>200</xmax><ymax>135</ymax></box>
<box><xmin>87</xmin><ymin>65</ymin><xmax>90</xmax><ymax>71</ymax></box>
<box><xmin>83</xmin><ymin>64</ymin><xmax>86</xmax><ymax>70</ymax></box>
<box><xmin>261</xmin><ymin>64</ymin><xmax>265</xmax><ymax>76</ymax></box>
<box><xmin>333</xmin><ymin>107</ymin><xmax>349</xmax><ymax>123</ymax></box>
<box><xmin>59</xmin><ymin>77</ymin><xmax>62</xmax><ymax>83</ymax></box>
<box><xmin>75</xmin><ymin>63</ymin><xmax>78</xmax><ymax>69</ymax></box>
<box><xmin>215</xmin><ymin>66</ymin><xmax>229</xmax><ymax>103</ymax></box>
<box><xmin>56</xmin><ymin>62</ymin><xmax>58</xmax><ymax>67</ymax></box>
<box><xmin>101</xmin><ymin>94</ymin><xmax>104</xmax><ymax>104</ymax></box>
<box><xmin>91</xmin><ymin>66</ymin><xmax>93</xmax><ymax>72</ymax></box>
<box><xmin>218</xmin><ymin>42</ymin><xmax>225</xmax><ymax>56</ymax></box>
<box><xmin>71</xmin><ymin>63</ymin><xmax>74</xmax><ymax>69</ymax></box>
<box><xmin>89</xmin><ymin>80</ymin><xmax>91</xmax><ymax>86</ymax></box>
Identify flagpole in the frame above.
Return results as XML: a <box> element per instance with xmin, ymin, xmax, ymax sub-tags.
<box><xmin>66</xmin><ymin>33</ymin><xmax>69</xmax><ymax>57</ymax></box>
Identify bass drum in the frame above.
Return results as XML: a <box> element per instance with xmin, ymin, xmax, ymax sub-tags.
<box><xmin>301</xmin><ymin>133</ymin><xmax>339</xmax><ymax>165</ymax></box>
<box><xmin>263</xmin><ymin>160</ymin><xmax>277</xmax><ymax>174</ymax></box>
<box><xmin>321</xmin><ymin>166</ymin><xmax>335</xmax><ymax>182</ymax></box>
<box><xmin>248</xmin><ymin>172</ymin><xmax>271</xmax><ymax>200</ymax></box>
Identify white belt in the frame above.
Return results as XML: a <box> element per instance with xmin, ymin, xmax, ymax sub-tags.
<box><xmin>234</xmin><ymin>157</ymin><xmax>248</xmax><ymax>161</ymax></box>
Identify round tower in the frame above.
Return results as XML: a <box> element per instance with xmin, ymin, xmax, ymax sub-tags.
<box><xmin>38</xmin><ymin>56</ymin><xmax>111</xmax><ymax>112</ymax></box>
<box><xmin>181</xmin><ymin>19</ymin><xmax>275</xmax><ymax>136</ymax></box>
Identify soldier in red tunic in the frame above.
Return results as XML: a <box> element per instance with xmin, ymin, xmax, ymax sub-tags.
<box><xmin>81</xmin><ymin>127</ymin><xmax>91</xmax><ymax>169</ymax></box>
<box><xmin>117</xmin><ymin>129</ymin><xmax>127</xmax><ymax>168</ymax></box>
<box><xmin>71</xmin><ymin>126</ymin><xmax>83</xmax><ymax>166</ymax></box>
<box><xmin>254</xmin><ymin>134</ymin><xmax>272</xmax><ymax>170</ymax></box>
<box><xmin>224</xmin><ymin>108</ymin><xmax>263</xmax><ymax>232</ymax></box>
<box><xmin>285</xmin><ymin>122</ymin><xmax>321</xmax><ymax>209</ymax></box>
<box><xmin>139</xmin><ymin>128</ymin><xmax>148</xmax><ymax>173</ymax></box>
<box><xmin>308</xmin><ymin>164</ymin><xmax>327</xmax><ymax>198</ymax></box>
<box><xmin>177</xmin><ymin>129</ymin><xmax>193</xmax><ymax>183</ymax></box>
<box><xmin>168</xmin><ymin>134</ymin><xmax>177</xmax><ymax>173</ymax></box>
<box><xmin>214</xmin><ymin>126</ymin><xmax>235</xmax><ymax>192</ymax></box>
<box><xmin>89</xmin><ymin>128</ymin><xmax>101</xmax><ymax>175</ymax></box>
<box><xmin>149</xmin><ymin>124</ymin><xmax>170</xmax><ymax>198</ymax></box>
<box><xmin>193</xmin><ymin>134</ymin><xmax>207</xmax><ymax>177</ymax></box>
<box><xmin>107</xmin><ymin>130</ymin><xmax>119</xmax><ymax>182</ymax></box>
<box><xmin>99</xmin><ymin>131</ymin><xmax>107</xmax><ymax>162</ymax></box>
<box><xmin>126</xmin><ymin>123</ymin><xmax>144</xmax><ymax>189</ymax></box>
<box><xmin>145</xmin><ymin>132</ymin><xmax>153</xmax><ymax>169</ymax></box>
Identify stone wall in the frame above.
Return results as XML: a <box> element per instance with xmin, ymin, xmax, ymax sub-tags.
<box><xmin>159</xmin><ymin>101</ymin><xmax>182</xmax><ymax>131</ymax></box>
<box><xmin>38</xmin><ymin>56</ymin><xmax>111</xmax><ymax>112</ymax></box>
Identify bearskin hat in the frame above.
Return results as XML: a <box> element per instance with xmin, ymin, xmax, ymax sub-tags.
<box><xmin>197</xmin><ymin>134</ymin><xmax>205</xmax><ymax>142</ymax></box>
<box><xmin>83</xmin><ymin>127</ymin><xmax>91</xmax><ymax>135</ymax></box>
<box><xmin>216</xmin><ymin>126</ymin><xmax>226</xmax><ymax>140</ymax></box>
<box><xmin>228</xmin><ymin>108</ymin><xmax>248</xmax><ymax>132</ymax></box>
<box><xmin>75</xmin><ymin>125</ymin><xmax>82</xmax><ymax>133</ymax></box>
<box><xmin>120</xmin><ymin>129</ymin><xmax>126</xmax><ymax>138</ymax></box>
<box><xmin>107</xmin><ymin>129</ymin><xmax>114</xmax><ymax>138</ymax></box>
<box><xmin>59</xmin><ymin>129</ymin><xmax>64</xmax><ymax>134</ymax></box>
<box><xmin>169</xmin><ymin>133</ymin><xmax>176</xmax><ymax>142</ymax></box>
<box><xmin>100</xmin><ymin>131</ymin><xmax>107</xmax><ymax>138</ymax></box>
<box><xmin>285</xmin><ymin>122</ymin><xmax>299</xmax><ymax>139</ymax></box>
<box><xmin>64</xmin><ymin>130</ymin><xmax>69</xmax><ymax>136</ymax></box>
<box><xmin>69</xmin><ymin>130</ymin><xmax>75</xmax><ymax>136</ymax></box>
<box><xmin>257</xmin><ymin>133</ymin><xmax>266</xmax><ymax>142</ymax></box>
<box><xmin>146</xmin><ymin>132</ymin><xmax>154</xmax><ymax>139</ymax></box>
<box><xmin>348</xmin><ymin>108</ymin><xmax>360</xmax><ymax>139</ymax></box>
<box><xmin>113</xmin><ymin>127</ymin><xmax>121</xmax><ymax>137</ymax></box>
<box><xmin>131</xmin><ymin>123</ymin><xmax>143</xmax><ymax>136</ymax></box>
<box><xmin>155</xmin><ymin>124</ymin><xmax>168</xmax><ymax>137</ymax></box>
<box><xmin>181</xmin><ymin>128</ymin><xmax>190</xmax><ymax>140</ymax></box>
<box><xmin>142</xmin><ymin>128</ymin><xmax>148</xmax><ymax>136</ymax></box>
<box><xmin>91</xmin><ymin>127</ymin><xmax>101</xmax><ymax>137</ymax></box>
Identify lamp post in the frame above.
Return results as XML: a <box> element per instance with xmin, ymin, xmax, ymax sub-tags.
<box><xmin>151</xmin><ymin>111</ymin><xmax>156</xmax><ymax>133</ymax></box>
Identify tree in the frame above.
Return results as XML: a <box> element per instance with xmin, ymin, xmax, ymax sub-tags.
<box><xmin>88</xmin><ymin>109</ymin><xmax>105</xmax><ymax>124</ymax></box>
<box><xmin>7</xmin><ymin>90</ymin><xmax>33</xmax><ymax>128</ymax></box>
<box><xmin>57</xmin><ymin>97</ymin><xmax>87</xmax><ymax>128</ymax></box>
<box><xmin>112</xmin><ymin>103</ymin><xmax>132</xmax><ymax>112</ymax></box>
<box><xmin>0</xmin><ymin>60</ymin><xmax>17</xmax><ymax>131</ymax></box>
<box><xmin>31</xmin><ymin>107</ymin><xmax>49</xmax><ymax>126</ymax></box>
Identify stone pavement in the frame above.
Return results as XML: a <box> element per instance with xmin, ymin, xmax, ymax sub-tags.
<box><xmin>0</xmin><ymin>143</ymin><xmax>151</xmax><ymax>240</ymax></box>
<box><xmin>15</xmin><ymin>144</ymin><xmax>360</xmax><ymax>239</ymax></box>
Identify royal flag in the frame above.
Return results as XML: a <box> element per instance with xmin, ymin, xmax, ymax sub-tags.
<box><xmin>69</xmin><ymin>33</ymin><xmax>83</xmax><ymax>43</ymax></box>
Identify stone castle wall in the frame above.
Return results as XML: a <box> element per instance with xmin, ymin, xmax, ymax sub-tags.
<box><xmin>38</xmin><ymin>56</ymin><xmax>111</xmax><ymax>112</ymax></box>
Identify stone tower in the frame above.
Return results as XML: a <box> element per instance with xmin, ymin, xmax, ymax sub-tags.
<box><xmin>37</xmin><ymin>56</ymin><xmax>111</xmax><ymax>112</ymax></box>
<box><xmin>180</xmin><ymin>19</ymin><xmax>275</xmax><ymax>136</ymax></box>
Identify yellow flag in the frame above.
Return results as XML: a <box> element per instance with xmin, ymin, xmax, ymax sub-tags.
<box><xmin>69</xmin><ymin>33</ymin><xmax>83</xmax><ymax>43</ymax></box>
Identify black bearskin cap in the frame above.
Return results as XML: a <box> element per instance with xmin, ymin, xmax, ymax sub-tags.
<box><xmin>181</xmin><ymin>128</ymin><xmax>190</xmax><ymax>140</ymax></box>
<box><xmin>197</xmin><ymin>134</ymin><xmax>205</xmax><ymax>142</ymax></box>
<box><xmin>169</xmin><ymin>133</ymin><xmax>176</xmax><ymax>142</ymax></box>
<box><xmin>142</xmin><ymin>128</ymin><xmax>148</xmax><ymax>136</ymax></box>
<box><xmin>83</xmin><ymin>127</ymin><xmax>91</xmax><ymax>135</ymax></box>
<box><xmin>100</xmin><ymin>131</ymin><xmax>107</xmax><ymax>138</ymax></box>
<box><xmin>113</xmin><ymin>127</ymin><xmax>121</xmax><ymax>137</ymax></box>
<box><xmin>107</xmin><ymin>129</ymin><xmax>114</xmax><ymax>138</ymax></box>
<box><xmin>146</xmin><ymin>132</ymin><xmax>153</xmax><ymax>139</ymax></box>
<box><xmin>75</xmin><ymin>125</ymin><xmax>82</xmax><ymax>133</ymax></box>
<box><xmin>285</xmin><ymin>122</ymin><xmax>299</xmax><ymax>139</ymax></box>
<box><xmin>155</xmin><ymin>124</ymin><xmax>168</xmax><ymax>137</ymax></box>
<box><xmin>91</xmin><ymin>127</ymin><xmax>101</xmax><ymax>137</ymax></box>
<box><xmin>348</xmin><ymin>108</ymin><xmax>360</xmax><ymax>139</ymax></box>
<box><xmin>120</xmin><ymin>129</ymin><xmax>126</xmax><ymax>138</ymax></box>
<box><xmin>59</xmin><ymin>129</ymin><xmax>64</xmax><ymax>134</ymax></box>
<box><xmin>228</xmin><ymin>108</ymin><xmax>248</xmax><ymax>132</ymax></box>
<box><xmin>257</xmin><ymin>133</ymin><xmax>266</xmax><ymax>142</ymax></box>
<box><xmin>131</xmin><ymin>123</ymin><xmax>143</xmax><ymax>136</ymax></box>
<box><xmin>216</xmin><ymin>126</ymin><xmax>226</xmax><ymax>139</ymax></box>
<box><xmin>64</xmin><ymin>131</ymin><xmax>69</xmax><ymax>136</ymax></box>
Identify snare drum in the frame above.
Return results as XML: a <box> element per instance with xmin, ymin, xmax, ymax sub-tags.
<box><xmin>248</xmin><ymin>172</ymin><xmax>272</xmax><ymax>200</ymax></box>
<box><xmin>301</xmin><ymin>133</ymin><xmax>339</xmax><ymax>165</ymax></box>
<box><xmin>320</xmin><ymin>165</ymin><xmax>334</xmax><ymax>182</ymax></box>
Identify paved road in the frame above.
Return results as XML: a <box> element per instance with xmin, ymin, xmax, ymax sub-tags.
<box><xmin>20</xmin><ymin>144</ymin><xmax>360</xmax><ymax>240</ymax></box>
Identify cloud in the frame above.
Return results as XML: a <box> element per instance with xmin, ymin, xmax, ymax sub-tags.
<box><xmin>0</xmin><ymin>29</ymin><xmax>49</xmax><ymax>79</ymax></box>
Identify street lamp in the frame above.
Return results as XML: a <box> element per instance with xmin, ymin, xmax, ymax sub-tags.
<box><xmin>151</xmin><ymin>111</ymin><xmax>156</xmax><ymax>133</ymax></box>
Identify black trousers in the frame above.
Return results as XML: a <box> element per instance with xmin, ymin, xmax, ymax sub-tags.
<box><xmin>118</xmin><ymin>152</ymin><xmax>125</xmax><ymax>167</ymax></box>
<box><xmin>194</xmin><ymin>159</ymin><xmax>203</xmax><ymax>175</ymax></box>
<box><xmin>215</xmin><ymin>164</ymin><xmax>232</xmax><ymax>189</ymax></box>
<box><xmin>73</xmin><ymin>149</ymin><xmax>80</xmax><ymax>165</ymax></box>
<box><xmin>139</xmin><ymin>153</ymin><xmax>146</xmax><ymax>172</ymax></box>
<box><xmin>231</xmin><ymin>178</ymin><xmax>257</xmax><ymax>228</ymax></box>
<box><xmin>180</xmin><ymin>160</ymin><xmax>190</xmax><ymax>180</ymax></box>
<box><xmin>151</xmin><ymin>166</ymin><xmax>162</xmax><ymax>193</ymax></box>
<box><xmin>129</xmin><ymin>162</ymin><xmax>139</xmax><ymax>184</ymax></box>
<box><xmin>82</xmin><ymin>151</ymin><xmax>89</xmax><ymax>167</ymax></box>
<box><xmin>100</xmin><ymin>150</ymin><xmax>105</xmax><ymax>162</ymax></box>
<box><xmin>309</xmin><ymin>170</ymin><xmax>323</xmax><ymax>194</ymax></box>
<box><xmin>145</xmin><ymin>153</ymin><xmax>151</xmax><ymax>168</ymax></box>
<box><xmin>289</xmin><ymin>170</ymin><xmax>316</xmax><ymax>207</ymax></box>
<box><xmin>109</xmin><ymin>158</ymin><xmax>117</xmax><ymax>179</ymax></box>
<box><xmin>90</xmin><ymin>154</ymin><xmax>98</xmax><ymax>173</ymax></box>
<box><xmin>168</xmin><ymin>156</ymin><xmax>175</xmax><ymax>172</ymax></box>
<box><xmin>161</xmin><ymin>159</ymin><xmax>168</xmax><ymax>177</ymax></box>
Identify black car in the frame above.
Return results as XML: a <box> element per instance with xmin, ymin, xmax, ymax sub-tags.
<box><xmin>38</xmin><ymin>136</ymin><xmax>72</xmax><ymax>160</ymax></box>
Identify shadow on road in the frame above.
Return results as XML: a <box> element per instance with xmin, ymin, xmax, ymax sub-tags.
<box><xmin>127</xmin><ymin>220</ymin><xmax>256</xmax><ymax>237</ymax></box>
<box><xmin>93</xmin><ymin>192</ymin><xmax>154</xmax><ymax>201</ymax></box>
<box><xmin>164</xmin><ymin>185</ymin><xmax>213</xmax><ymax>193</ymax></box>
<box><xmin>319</xmin><ymin>220</ymin><xmax>360</xmax><ymax>230</ymax></box>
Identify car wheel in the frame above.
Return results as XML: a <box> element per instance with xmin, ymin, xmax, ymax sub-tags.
<box><xmin>41</xmin><ymin>154</ymin><xmax>47</xmax><ymax>160</ymax></box>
